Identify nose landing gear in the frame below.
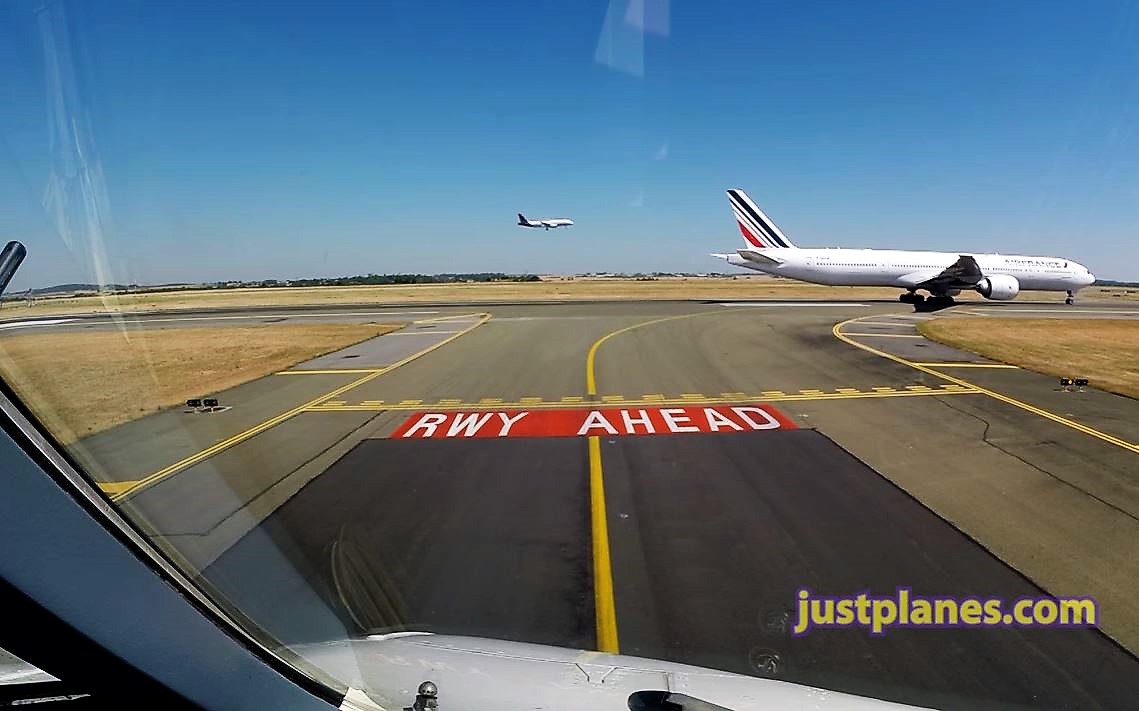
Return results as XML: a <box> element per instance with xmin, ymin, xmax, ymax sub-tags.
<box><xmin>1065</xmin><ymin>290</ymin><xmax>1075</xmax><ymax>305</ymax></box>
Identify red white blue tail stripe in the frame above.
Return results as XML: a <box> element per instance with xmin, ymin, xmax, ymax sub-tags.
<box><xmin>727</xmin><ymin>189</ymin><xmax>795</xmax><ymax>249</ymax></box>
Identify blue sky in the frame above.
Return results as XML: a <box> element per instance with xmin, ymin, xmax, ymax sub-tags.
<box><xmin>1</xmin><ymin>0</ymin><xmax>1138</xmax><ymax>289</ymax></box>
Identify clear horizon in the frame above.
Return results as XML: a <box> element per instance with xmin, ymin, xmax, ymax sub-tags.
<box><xmin>3</xmin><ymin>1</ymin><xmax>1138</xmax><ymax>290</ymax></box>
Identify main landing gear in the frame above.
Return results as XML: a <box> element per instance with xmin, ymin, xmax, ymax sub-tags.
<box><xmin>1066</xmin><ymin>290</ymin><xmax>1075</xmax><ymax>305</ymax></box>
<box><xmin>900</xmin><ymin>290</ymin><xmax>955</xmax><ymax>311</ymax></box>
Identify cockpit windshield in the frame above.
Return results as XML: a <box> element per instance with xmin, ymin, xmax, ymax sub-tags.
<box><xmin>1</xmin><ymin>2</ymin><xmax>1138</xmax><ymax>709</ymax></box>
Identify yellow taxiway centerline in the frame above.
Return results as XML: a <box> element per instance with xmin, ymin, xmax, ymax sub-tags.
<box><xmin>588</xmin><ymin>434</ymin><xmax>619</xmax><ymax>653</ymax></box>
<box><xmin>585</xmin><ymin>312</ymin><xmax>721</xmax><ymax>395</ymax></box>
<box><xmin>579</xmin><ymin>311</ymin><xmax>721</xmax><ymax>653</ymax></box>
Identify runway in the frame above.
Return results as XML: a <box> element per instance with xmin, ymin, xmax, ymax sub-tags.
<box><xmin>22</xmin><ymin>298</ymin><xmax>1139</xmax><ymax>709</ymax></box>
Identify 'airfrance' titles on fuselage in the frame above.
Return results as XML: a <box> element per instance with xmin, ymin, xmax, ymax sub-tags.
<box><xmin>726</xmin><ymin>249</ymin><xmax>1094</xmax><ymax>291</ymax></box>
<box><xmin>716</xmin><ymin>188</ymin><xmax>1095</xmax><ymax>297</ymax></box>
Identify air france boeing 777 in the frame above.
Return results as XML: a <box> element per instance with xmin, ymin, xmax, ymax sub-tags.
<box><xmin>518</xmin><ymin>213</ymin><xmax>574</xmax><ymax>230</ymax></box>
<box><xmin>712</xmin><ymin>189</ymin><xmax>1095</xmax><ymax>306</ymax></box>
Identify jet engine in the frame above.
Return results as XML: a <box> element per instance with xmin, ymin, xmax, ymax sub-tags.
<box><xmin>976</xmin><ymin>274</ymin><xmax>1019</xmax><ymax>300</ymax></box>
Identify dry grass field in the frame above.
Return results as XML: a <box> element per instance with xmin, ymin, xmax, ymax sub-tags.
<box><xmin>0</xmin><ymin>323</ymin><xmax>400</xmax><ymax>443</ymax></box>
<box><xmin>2</xmin><ymin>278</ymin><xmax>1123</xmax><ymax>319</ymax></box>
<box><xmin>919</xmin><ymin>318</ymin><xmax>1139</xmax><ymax>399</ymax></box>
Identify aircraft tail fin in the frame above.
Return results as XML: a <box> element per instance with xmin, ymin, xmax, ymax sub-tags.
<box><xmin>726</xmin><ymin>189</ymin><xmax>796</xmax><ymax>249</ymax></box>
<box><xmin>517</xmin><ymin>213</ymin><xmax>528</xmax><ymax>225</ymax></box>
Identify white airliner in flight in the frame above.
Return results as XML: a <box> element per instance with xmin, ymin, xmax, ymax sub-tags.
<box><xmin>713</xmin><ymin>189</ymin><xmax>1095</xmax><ymax>306</ymax></box>
<box><xmin>517</xmin><ymin>213</ymin><xmax>574</xmax><ymax>230</ymax></box>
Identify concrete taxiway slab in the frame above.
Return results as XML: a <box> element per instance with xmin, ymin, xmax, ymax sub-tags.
<box><xmin>90</xmin><ymin>313</ymin><xmax>490</xmax><ymax>498</ymax></box>
<box><xmin>289</xmin><ymin>316</ymin><xmax>484</xmax><ymax>370</ymax></box>
<box><xmin>73</xmin><ymin>371</ymin><xmax>364</xmax><ymax>485</ymax></box>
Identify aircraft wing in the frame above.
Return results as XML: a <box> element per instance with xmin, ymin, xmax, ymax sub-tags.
<box><xmin>901</xmin><ymin>255</ymin><xmax>983</xmax><ymax>291</ymax></box>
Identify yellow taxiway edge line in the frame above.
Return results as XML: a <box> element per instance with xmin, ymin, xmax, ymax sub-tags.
<box><xmin>833</xmin><ymin>316</ymin><xmax>1139</xmax><ymax>455</ymax></box>
<box><xmin>97</xmin><ymin>480</ymin><xmax>141</xmax><ymax>496</ymax></box>
<box><xmin>275</xmin><ymin>369</ymin><xmax>384</xmax><ymax>375</ymax></box>
<box><xmin>910</xmin><ymin>362</ymin><xmax>1019</xmax><ymax>369</ymax></box>
<box><xmin>412</xmin><ymin>312</ymin><xmax>485</xmax><ymax>324</ymax></box>
<box><xmin>112</xmin><ymin>313</ymin><xmax>492</xmax><ymax>502</ymax></box>
<box><xmin>842</xmin><ymin>333</ymin><xmax>924</xmax><ymax>338</ymax></box>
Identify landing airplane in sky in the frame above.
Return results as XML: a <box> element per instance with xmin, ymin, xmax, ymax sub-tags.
<box><xmin>517</xmin><ymin>213</ymin><xmax>574</xmax><ymax>230</ymax></box>
<box><xmin>712</xmin><ymin>189</ymin><xmax>1095</xmax><ymax>306</ymax></box>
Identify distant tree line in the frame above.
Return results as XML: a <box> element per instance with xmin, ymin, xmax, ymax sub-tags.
<box><xmin>204</xmin><ymin>273</ymin><xmax>543</xmax><ymax>288</ymax></box>
<box><xmin>21</xmin><ymin>272</ymin><xmax>1135</xmax><ymax>298</ymax></box>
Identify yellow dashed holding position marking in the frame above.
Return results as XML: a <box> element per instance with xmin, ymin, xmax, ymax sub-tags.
<box><xmin>306</xmin><ymin>385</ymin><xmax>982</xmax><ymax>412</ymax></box>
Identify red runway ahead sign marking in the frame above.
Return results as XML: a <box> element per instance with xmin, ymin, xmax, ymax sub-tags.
<box><xmin>391</xmin><ymin>405</ymin><xmax>797</xmax><ymax>439</ymax></box>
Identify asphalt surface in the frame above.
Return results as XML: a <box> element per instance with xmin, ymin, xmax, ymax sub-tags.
<box><xmin>207</xmin><ymin>429</ymin><xmax>1139</xmax><ymax>709</ymax></box>
<box><xmin>19</xmin><ymin>298</ymin><xmax>1139</xmax><ymax>709</ymax></box>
